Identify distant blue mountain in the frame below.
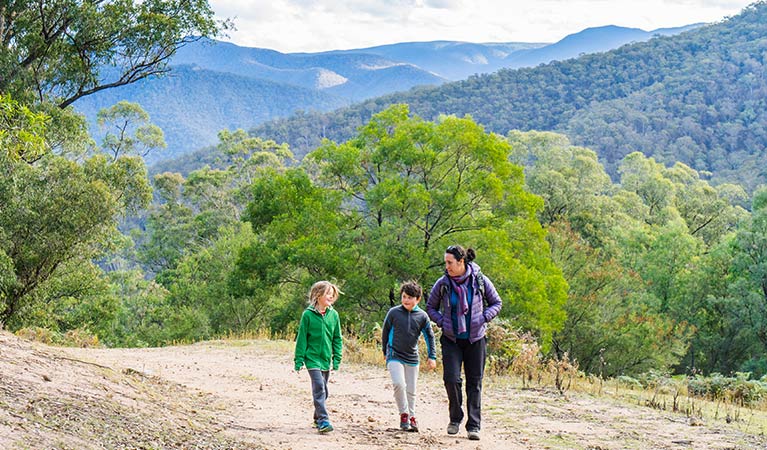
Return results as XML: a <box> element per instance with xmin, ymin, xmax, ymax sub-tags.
<box><xmin>172</xmin><ymin>39</ymin><xmax>446</xmax><ymax>100</ymax></box>
<box><xmin>318</xmin><ymin>24</ymin><xmax>701</xmax><ymax>80</ymax></box>
<box><xmin>322</xmin><ymin>41</ymin><xmax>547</xmax><ymax>80</ymax></box>
<box><xmin>506</xmin><ymin>24</ymin><xmax>702</xmax><ymax>69</ymax></box>
<box><xmin>71</xmin><ymin>23</ymin><xmax>702</xmax><ymax>166</ymax></box>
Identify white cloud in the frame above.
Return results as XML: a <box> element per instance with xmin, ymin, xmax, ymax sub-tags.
<box><xmin>209</xmin><ymin>0</ymin><xmax>754</xmax><ymax>53</ymax></box>
<box><xmin>422</xmin><ymin>0</ymin><xmax>465</xmax><ymax>9</ymax></box>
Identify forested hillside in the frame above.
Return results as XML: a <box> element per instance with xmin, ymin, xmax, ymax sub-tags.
<box><xmin>252</xmin><ymin>2</ymin><xmax>767</xmax><ymax>189</ymax></box>
<box><xmin>73</xmin><ymin>65</ymin><xmax>348</xmax><ymax>164</ymax></box>
<box><xmin>77</xmin><ymin>24</ymin><xmax>696</xmax><ymax>167</ymax></box>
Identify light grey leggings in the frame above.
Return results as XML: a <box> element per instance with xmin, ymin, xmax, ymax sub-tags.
<box><xmin>387</xmin><ymin>361</ymin><xmax>419</xmax><ymax>416</ymax></box>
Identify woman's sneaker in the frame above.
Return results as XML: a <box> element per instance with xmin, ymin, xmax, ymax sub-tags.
<box><xmin>447</xmin><ymin>422</ymin><xmax>460</xmax><ymax>435</ymax></box>
<box><xmin>409</xmin><ymin>416</ymin><xmax>419</xmax><ymax>432</ymax></box>
<box><xmin>317</xmin><ymin>420</ymin><xmax>334</xmax><ymax>433</ymax></box>
<box><xmin>399</xmin><ymin>413</ymin><xmax>411</xmax><ymax>431</ymax></box>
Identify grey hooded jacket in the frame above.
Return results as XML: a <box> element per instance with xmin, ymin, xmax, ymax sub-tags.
<box><xmin>382</xmin><ymin>305</ymin><xmax>437</xmax><ymax>365</ymax></box>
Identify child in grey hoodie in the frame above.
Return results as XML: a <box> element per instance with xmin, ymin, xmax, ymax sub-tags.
<box><xmin>381</xmin><ymin>280</ymin><xmax>437</xmax><ymax>432</ymax></box>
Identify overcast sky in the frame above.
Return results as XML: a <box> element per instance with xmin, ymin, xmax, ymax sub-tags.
<box><xmin>208</xmin><ymin>0</ymin><xmax>754</xmax><ymax>53</ymax></box>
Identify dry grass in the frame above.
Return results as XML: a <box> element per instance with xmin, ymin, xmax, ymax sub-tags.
<box><xmin>298</xmin><ymin>332</ymin><xmax>767</xmax><ymax>435</ymax></box>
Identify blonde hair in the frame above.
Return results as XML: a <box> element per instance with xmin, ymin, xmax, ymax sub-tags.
<box><xmin>308</xmin><ymin>281</ymin><xmax>342</xmax><ymax>307</ymax></box>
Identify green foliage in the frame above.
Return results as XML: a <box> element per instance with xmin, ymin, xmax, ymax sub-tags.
<box><xmin>507</xmin><ymin>130</ymin><xmax>612</xmax><ymax>227</ymax></box>
<box><xmin>138</xmin><ymin>132</ymin><xmax>292</xmax><ymax>277</ymax></box>
<box><xmin>0</xmin><ymin>94</ymin><xmax>48</xmax><ymax>162</ymax></box>
<box><xmin>235</xmin><ymin>105</ymin><xmax>568</xmax><ymax>347</ymax></box>
<box><xmin>0</xmin><ymin>1</ymin><xmax>231</xmax><ymax>346</ymax></box>
<box><xmin>548</xmin><ymin>222</ymin><xmax>692</xmax><ymax>376</ymax></box>
<box><xmin>512</xmin><ymin>132</ymin><xmax>760</xmax><ymax>376</ymax></box>
<box><xmin>0</xmin><ymin>156</ymin><xmax>112</xmax><ymax>326</ymax></box>
<box><xmin>0</xmin><ymin>98</ymin><xmax>152</xmax><ymax>330</ymax></box>
<box><xmin>688</xmin><ymin>372</ymin><xmax>767</xmax><ymax>406</ymax></box>
<box><xmin>105</xmin><ymin>270</ymin><xmax>210</xmax><ymax>347</ymax></box>
<box><xmin>96</xmin><ymin>101</ymin><xmax>167</xmax><ymax>161</ymax></box>
<box><xmin>232</xmin><ymin>166</ymin><xmax>349</xmax><ymax>331</ymax></box>
<box><xmin>165</xmin><ymin>223</ymin><xmax>260</xmax><ymax>333</ymax></box>
<box><xmin>0</xmin><ymin>0</ymin><xmax>226</xmax><ymax>109</ymax></box>
<box><xmin>727</xmin><ymin>186</ymin><xmax>767</xmax><ymax>357</ymax></box>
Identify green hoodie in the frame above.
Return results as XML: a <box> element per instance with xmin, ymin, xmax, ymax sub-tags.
<box><xmin>294</xmin><ymin>305</ymin><xmax>343</xmax><ymax>371</ymax></box>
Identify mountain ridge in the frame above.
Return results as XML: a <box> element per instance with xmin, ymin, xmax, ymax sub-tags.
<box><xmin>71</xmin><ymin>23</ymin><xmax>700</xmax><ymax>165</ymax></box>
<box><xmin>246</xmin><ymin>4</ymin><xmax>767</xmax><ymax>189</ymax></box>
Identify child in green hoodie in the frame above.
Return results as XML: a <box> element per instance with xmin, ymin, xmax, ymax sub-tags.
<box><xmin>294</xmin><ymin>280</ymin><xmax>343</xmax><ymax>433</ymax></box>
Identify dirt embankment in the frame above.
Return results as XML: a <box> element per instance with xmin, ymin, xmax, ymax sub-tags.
<box><xmin>2</xmin><ymin>332</ymin><xmax>766</xmax><ymax>449</ymax></box>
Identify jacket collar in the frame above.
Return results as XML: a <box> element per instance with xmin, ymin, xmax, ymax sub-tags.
<box><xmin>308</xmin><ymin>304</ymin><xmax>334</xmax><ymax>314</ymax></box>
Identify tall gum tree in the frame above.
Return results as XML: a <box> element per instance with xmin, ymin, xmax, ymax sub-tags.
<box><xmin>0</xmin><ymin>0</ymin><xmax>226</xmax><ymax>109</ymax></box>
<box><xmin>237</xmin><ymin>105</ymin><xmax>568</xmax><ymax>345</ymax></box>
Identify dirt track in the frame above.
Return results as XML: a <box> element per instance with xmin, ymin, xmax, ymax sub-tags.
<box><xmin>59</xmin><ymin>340</ymin><xmax>767</xmax><ymax>450</ymax></box>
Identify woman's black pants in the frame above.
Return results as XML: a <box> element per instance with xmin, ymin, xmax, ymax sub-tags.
<box><xmin>440</xmin><ymin>334</ymin><xmax>486</xmax><ymax>432</ymax></box>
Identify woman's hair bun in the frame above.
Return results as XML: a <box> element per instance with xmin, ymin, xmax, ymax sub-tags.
<box><xmin>465</xmin><ymin>248</ymin><xmax>476</xmax><ymax>263</ymax></box>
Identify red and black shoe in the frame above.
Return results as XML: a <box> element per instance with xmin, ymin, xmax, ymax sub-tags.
<box><xmin>399</xmin><ymin>412</ymin><xmax>411</xmax><ymax>431</ymax></box>
<box><xmin>409</xmin><ymin>416</ymin><xmax>419</xmax><ymax>432</ymax></box>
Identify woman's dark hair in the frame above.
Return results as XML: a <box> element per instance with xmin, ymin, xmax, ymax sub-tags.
<box><xmin>400</xmin><ymin>280</ymin><xmax>423</xmax><ymax>299</ymax></box>
<box><xmin>445</xmin><ymin>245</ymin><xmax>476</xmax><ymax>263</ymax></box>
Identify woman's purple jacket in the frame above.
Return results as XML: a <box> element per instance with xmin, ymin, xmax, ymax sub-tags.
<box><xmin>426</xmin><ymin>262</ymin><xmax>503</xmax><ymax>344</ymax></box>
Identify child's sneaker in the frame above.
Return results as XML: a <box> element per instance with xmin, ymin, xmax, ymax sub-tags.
<box><xmin>409</xmin><ymin>416</ymin><xmax>419</xmax><ymax>432</ymax></box>
<box><xmin>399</xmin><ymin>413</ymin><xmax>411</xmax><ymax>431</ymax></box>
<box><xmin>317</xmin><ymin>420</ymin><xmax>334</xmax><ymax>433</ymax></box>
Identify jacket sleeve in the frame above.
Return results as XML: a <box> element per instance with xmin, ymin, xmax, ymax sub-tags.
<box><xmin>294</xmin><ymin>311</ymin><xmax>309</xmax><ymax>371</ymax></box>
<box><xmin>381</xmin><ymin>310</ymin><xmax>393</xmax><ymax>358</ymax></box>
<box><xmin>426</xmin><ymin>281</ymin><xmax>444</xmax><ymax>327</ymax></box>
<box><xmin>331</xmin><ymin>311</ymin><xmax>343</xmax><ymax>371</ymax></box>
<box><xmin>482</xmin><ymin>275</ymin><xmax>503</xmax><ymax>323</ymax></box>
<box><xmin>421</xmin><ymin>316</ymin><xmax>437</xmax><ymax>360</ymax></box>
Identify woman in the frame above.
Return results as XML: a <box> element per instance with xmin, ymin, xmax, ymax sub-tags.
<box><xmin>426</xmin><ymin>245</ymin><xmax>502</xmax><ymax>441</ymax></box>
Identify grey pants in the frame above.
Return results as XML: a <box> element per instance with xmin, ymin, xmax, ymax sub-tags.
<box><xmin>387</xmin><ymin>361</ymin><xmax>419</xmax><ymax>416</ymax></box>
<box><xmin>308</xmin><ymin>369</ymin><xmax>330</xmax><ymax>422</ymax></box>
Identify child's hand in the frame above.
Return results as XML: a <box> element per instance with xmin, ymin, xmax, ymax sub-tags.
<box><xmin>427</xmin><ymin>359</ymin><xmax>437</xmax><ymax>371</ymax></box>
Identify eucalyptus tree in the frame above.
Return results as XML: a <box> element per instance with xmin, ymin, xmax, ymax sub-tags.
<box><xmin>236</xmin><ymin>105</ymin><xmax>568</xmax><ymax>344</ymax></box>
<box><xmin>0</xmin><ymin>96</ymin><xmax>152</xmax><ymax>328</ymax></box>
<box><xmin>730</xmin><ymin>187</ymin><xmax>767</xmax><ymax>345</ymax></box>
<box><xmin>0</xmin><ymin>0</ymin><xmax>228</xmax><ymax>334</ymax></box>
<box><xmin>510</xmin><ymin>131</ymin><xmax>692</xmax><ymax>374</ymax></box>
<box><xmin>0</xmin><ymin>0</ymin><xmax>226</xmax><ymax>108</ymax></box>
<box><xmin>138</xmin><ymin>131</ymin><xmax>293</xmax><ymax>279</ymax></box>
<box><xmin>97</xmin><ymin>101</ymin><xmax>167</xmax><ymax>161</ymax></box>
<box><xmin>507</xmin><ymin>130</ymin><xmax>612</xmax><ymax>227</ymax></box>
